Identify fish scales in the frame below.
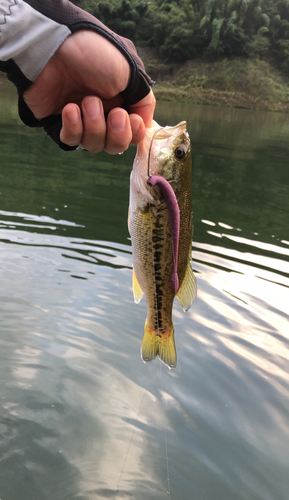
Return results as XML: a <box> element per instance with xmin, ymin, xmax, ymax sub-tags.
<box><xmin>132</xmin><ymin>201</ymin><xmax>175</xmax><ymax>332</ymax></box>
<box><xmin>129</xmin><ymin>121</ymin><xmax>197</xmax><ymax>369</ymax></box>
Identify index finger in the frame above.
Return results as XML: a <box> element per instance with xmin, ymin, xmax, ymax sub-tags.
<box><xmin>129</xmin><ymin>90</ymin><xmax>156</xmax><ymax>129</ymax></box>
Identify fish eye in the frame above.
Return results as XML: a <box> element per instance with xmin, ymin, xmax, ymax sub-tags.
<box><xmin>174</xmin><ymin>146</ymin><xmax>186</xmax><ymax>160</ymax></box>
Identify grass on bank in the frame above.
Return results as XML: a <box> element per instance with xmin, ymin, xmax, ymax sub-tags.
<box><xmin>1</xmin><ymin>55</ymin><xmax>289</xmax><ymax>112</ymax></box>
<box><xmin>139</xmin><ymin>51</ymin><xmax>289</xmax><ymax>112</ymax></box>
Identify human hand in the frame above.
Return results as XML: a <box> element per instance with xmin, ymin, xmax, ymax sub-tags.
<box><xmin>23</xmin><ymin>30</ymin><xmax>155</xmax><ymax>154</ymax></box>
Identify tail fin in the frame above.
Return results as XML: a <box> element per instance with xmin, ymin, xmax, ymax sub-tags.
<box><xmin>141</xmin><ymin>321</ymin><xmax>177</xmax><ymax>370</ymax></box>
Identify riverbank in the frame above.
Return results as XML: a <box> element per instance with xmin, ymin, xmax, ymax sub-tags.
<box><xmin>139</xmin><ymin>49</ymin><xmax>289</xmax><ymax>112</ymax></box>
<box><xmin>1</xmin><ymin>54</ymin><xmax>289</xmax><ymax>112</ymax></box>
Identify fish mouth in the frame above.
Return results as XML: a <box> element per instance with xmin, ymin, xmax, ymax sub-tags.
<box><xmin>147</xmin><ymin>121</ymin><xmax>187</xmax><ymax>140</ymax></box>
<box><xmin>147</xmin><ymin>121</ymin><xmax>188</xmax><ymax>178</ymax></box>
<box><xmin>131</xmin><ymin>120</ymin><xmax>189</xmax><ymax>205</ymax></box>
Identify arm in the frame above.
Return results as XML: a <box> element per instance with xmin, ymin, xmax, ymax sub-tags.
<box><xmin>0</xmin><ymin>0</ymin><xmax>155</xmax><ymax>153</ymax></box>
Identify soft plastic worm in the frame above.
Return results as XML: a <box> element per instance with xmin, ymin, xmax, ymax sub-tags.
<box><xmin>147</xmin><ymin>175</ymin><xmax>180</xmax><ymax>293</ymax></box>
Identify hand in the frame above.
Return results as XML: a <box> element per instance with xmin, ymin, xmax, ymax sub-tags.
<box><xmin>23</xmin><ymin>30</ymin><xmax>155</xmax><ymax>154</ymax></box>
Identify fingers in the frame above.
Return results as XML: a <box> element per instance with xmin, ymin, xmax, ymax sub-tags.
<box><xmin>81</xmin><ymin>97</ymin><xmax>106</xmax><ymax>153</ymax></box>
<box><xmin>60</xmin><ymin>97</ymin><xmax>106</xmax><ymax>152</ymax></box>
<box><xmin>61</xmin><ymin>101</ymin><xmax>135</xmax><ymax>154</ymax></box>
<box><xmin>104</xmin><ymin>95</ymin><xmax>154</xmax><ymax>151</ymax></box>
<box><xmin>60</xmin><ymin>91</ymin><xmax>156</xmax><ymax>154</ymax></box>
<box><xmin>129</xmin><ymin>114</ymin><xmax>146</xmax><ymax>144</ymax></box>
<box><xmin>105</xmin><ymin>109</ymin><xmax>132</xmax><ymax>154</ymax></box>
<box><xmin>60</xmin><ymin>103</ymin><xmax>83</xmax><ymax>146</ymax></box>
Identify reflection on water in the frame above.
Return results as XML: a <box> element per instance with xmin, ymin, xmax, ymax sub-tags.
<box><xmin>0</xmin><ymin>84</ymin><xmax>289</xmax><ymax>500</ymax></box>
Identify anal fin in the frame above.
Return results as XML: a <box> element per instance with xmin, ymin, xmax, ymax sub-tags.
<box><xmin>176</xmin><ymin>260</ymin><xmax>197</xmax><ymax>312</ymax></box>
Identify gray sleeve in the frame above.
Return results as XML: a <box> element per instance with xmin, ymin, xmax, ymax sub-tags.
<box><xmin>0</xmin><ymin>0</ymin><xmax>71</xmax><ymax>82</ymax></box>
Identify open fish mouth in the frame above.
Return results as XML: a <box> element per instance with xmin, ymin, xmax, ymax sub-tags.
<box><xmin>146</xmin><ymin>121</ymin><xmax>187</xmax><ymax>140</ymax></box>
<box><xmin>146</xmin><ymin>121</ymin><xmax>190</xmax><ymax>179</ymax></box>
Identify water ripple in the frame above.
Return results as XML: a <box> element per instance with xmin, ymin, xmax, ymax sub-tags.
<box><xmin>0</xmin><ymin>212</ymin><xmax>288</xmax><ymax>500</ymax></box>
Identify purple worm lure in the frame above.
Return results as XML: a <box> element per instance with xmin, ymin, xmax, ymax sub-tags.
<box><xmin>147</xmin><ymin>128</ymin><xmax>180</xmax><ymax>293</ymax></box>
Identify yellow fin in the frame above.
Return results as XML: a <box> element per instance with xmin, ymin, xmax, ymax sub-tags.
<box><xmin>141</xmin><ymin>321</ymin><xmax>177</xmax><ymax>370</ymax></box>
<box><xmin>132</xmin><ymin>268</ymin><xmax>144</xmax><ymax>304</ymax></box>
<box><xmin>176</xmin><ymin>260</ymin><xmax>197</xmax><ymax>312</ymax></box>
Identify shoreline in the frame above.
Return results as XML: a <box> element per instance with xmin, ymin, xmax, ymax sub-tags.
<box><xmin>152</xmin><ymin>85</ymin><xmax>289</xmax><ymax>113</ymax></box>
<box><xmin>1</xmin><ymin>54</ymin><xmax>289</xmax><ymax>113</ymax></box>
<box><xmin>139</xmin><ymin>51</ymin><xmax>289</xmax><ymax>113</ymax></box>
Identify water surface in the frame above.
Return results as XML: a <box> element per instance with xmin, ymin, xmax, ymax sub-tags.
<box><xmin>0</xmin><ymin>80</ymin><xmax>289</xmax><ymax>500</ymax></box>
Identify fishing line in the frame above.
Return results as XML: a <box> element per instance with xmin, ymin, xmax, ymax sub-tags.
<box><xmin>159</xmin><ymin>361</ymin><xmax>172</xmax><ymax>499</ymax></box>
<box><xmin>114</xmin><ymin>388</ymin><xmax>147</xmax><ymax>498</ymax></box>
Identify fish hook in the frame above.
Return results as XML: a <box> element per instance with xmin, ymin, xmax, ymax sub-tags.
<box><xmin>147</xmin><ymin>127</ymin><xmax>165</xmax><ymax>177</ymax></box>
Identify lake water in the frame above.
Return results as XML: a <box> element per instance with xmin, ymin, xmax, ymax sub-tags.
<box><xmin>0</xmin><ymin>80</ymin><xmax>289</xmax><ymax>500</ymax></box>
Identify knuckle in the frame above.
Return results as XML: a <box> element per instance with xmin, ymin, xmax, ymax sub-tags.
<box><xmin>81</xmin><ymin>138</ymin><xmax>105</xmax><ymax>154</ymax></box>
<box><xmin>88</xmin><ymin>145</ymin><xmax>104</xmax><ymax>154</ymax></box>
<box><xmin>105</xmin><ymin>141</ymin><xmax>129</xmax><ymax>155</ymax></box>
<box><xmin>60</xmin><ymin>132</ymin><xmax>80</xmax><ymax>147</ymax></box>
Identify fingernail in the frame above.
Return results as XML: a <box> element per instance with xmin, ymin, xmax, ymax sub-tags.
<box><xmin>67</xmin><ymin>107</ymin><xmax>79</xmax><ymax>124</ymax></box>
<box><xmin>84</xmin><ymin>97</ymin><xmax>101</xmax><ymax>120</ymax></box>
<box><xmin>110</xmin><ymin>111</ymin><xmax>126</xmax><ymax>132</ymax></box>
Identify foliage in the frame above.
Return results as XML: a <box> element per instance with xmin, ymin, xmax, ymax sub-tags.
<box><xmin>72</xmin><ymin>0</ymin><xmax>289</xmax><ymax>73</ymax></box>
<box><xmin>152</xmin><ymin>57</ymin><xmax>289</xmax><ymax>111</ymax></box>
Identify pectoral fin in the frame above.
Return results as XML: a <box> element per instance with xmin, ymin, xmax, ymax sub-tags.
<box><xmin>132</xmin><ymin>268</ymin><xmax>144</xmax><ymax>304</ymax></box>
<box><xmin>176</xmin><ymin>260</ymin><xmax>197</xmax><ymax>312</ymax></box>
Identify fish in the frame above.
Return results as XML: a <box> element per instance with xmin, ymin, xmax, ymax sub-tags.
<box><xmin>128</xmin><ymin>120</ymin><xmax>197</xmax><ymax>369</ymax></box>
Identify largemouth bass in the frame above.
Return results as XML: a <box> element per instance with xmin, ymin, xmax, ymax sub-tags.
<box><xmin>129</xmin><ymin>121</ymin><xmax>197</xmax><ymax>369</ymax></box>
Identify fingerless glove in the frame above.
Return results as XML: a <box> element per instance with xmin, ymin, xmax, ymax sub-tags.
<box><xmin>0</xmin><ymin>0</ymin><xmax>153</xmax><ymax>150</ymax></box>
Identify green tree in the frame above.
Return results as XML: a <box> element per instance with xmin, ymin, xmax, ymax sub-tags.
<box><xmin>70</xmin><ymin>0</ymin><xmax>289</xmax><ymax>72</ymax></box>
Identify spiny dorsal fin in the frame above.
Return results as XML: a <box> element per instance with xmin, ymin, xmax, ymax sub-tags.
<box><xmin>176</xmin><ymin>260</ymin><xmax>197</xmax><ymax>312</ymax></box>
<box><xmin>132</xmin><ymin>268</ymin><xmax>144</xmax><ymax>304</ymax></box>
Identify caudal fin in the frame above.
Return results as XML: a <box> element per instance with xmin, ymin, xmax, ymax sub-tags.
<box><xmin>141</xmin><ymin>321</ymin><xmax>177</xmax><ymax>370</ymax></box>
